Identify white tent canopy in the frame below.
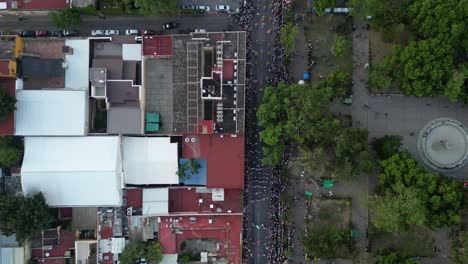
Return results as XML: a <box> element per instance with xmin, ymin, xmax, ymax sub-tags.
<box><xmin>143</xmin><ymin>188</ymin><xmax>168</xmax><ymax>216</ymax></box>
<box><xmin>123</xmin><ymin>137</ymin><xmax>179</xmax><ymax>185</ymax></box>
<box><xmin>21</xmin><ymin>137</ymin><xmax>122</xmax><ymax>207</ymax></box>
<box><xmin>15</xmin><ymin>90</ymin><xmax>88</xmax><ymax>136</ymax></box>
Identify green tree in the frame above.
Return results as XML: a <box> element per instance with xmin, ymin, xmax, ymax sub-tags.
<box><xmin>257</xmin><ymin>83</ymin><xmax>290</xmax><ymax>166</ymax></box>
<box><xmin>444</xmin><ymin>64</ymin><xmax>468</xmax><ymax>102</ymax></box>
<box><xmin>409</xmin><ymin>0</ymin><xmax>466</xmax><ymax>46</ymax></box>
<box><xmin>377</xmin><ymin>151</ymin><xmax>464</xmax><ymax>229</ymax></box>
<box><xmin>280</xmin><ymin>22</ymin><xmax>300</xmax><ymax>62</ymax></box>
<box><xmin>0</xmin><ymin>86</ymin><xmax>16</xmax><ymax>122</ymax></box>
<box><xmin>177</xmin><ymin>159</ymin><xmax>201</xmax><ymax>181</ymax></box>
<box><xmin>51</xmin><ymin>8</ymin><xmax>82</xmax><ymax>29</ymax></box>
<box><xmin>334</xmin><ymin>127</ymin><xmax>373</xmax><ymax>182</ymax></box>
<box><xmin>331</xmin><ymin>35</ymin><xmax>350</xmax><ymax>59</ymax></box>
<box><xmin>348</xmin><ymin>0</ymin><xmax>414</xmax><ymax>31</ymax></box>
<box><xmin>370</xmin><ymin>187</ymin><xmax>427</xmax><ymax>232</ymax></box>
<box><xmin>319</xmin><ymin>70</ymin><xmax>353</xmax><ymax>99</ymax></box>
<box><xmin>372</xmin><ymin>135</ymin><xmax>402</xmax><ymax>160</ymax></box>
<box><xmin>0</xmin><ymin>193</ymin><xmax>52</xmax><ymax>244</ymax></box>
<box><xmin>375</xmin><ymin>248</ymin><xmax>419</xmax><ymax>264</ymax></box>
<box><xmin>0</xmin><ymin>136</ymin><xmax>22</xmax><ymax>167</ymax></box>
<box><xmin>301</xmin><ymin>227</ymin><xmax>351</xmax><ymax>259</ymax></box>
<box><xmin>369</xmin><ymin>60</ymin><xmax>394</xmax><ymax>90</ymax></box>
<box><xmin>135</xmin><ymin>0</ymin><xmax>179</xmax><ymax>16</ymax></box>
<box><xmin>313</xmin><ymin>0</ymin><xmax>336</xmax><ymax>15</ymax></box>
<box><xmin>396</xmin><ymin>38</ymin><xmax>454</xmax><ymax>97</ymax></box>
<box><xmin>452</xmin><ymin>230</ymin><xmax>468</xmax><ymax>264</ymax></box>
<box><xmin>120</xmin><ymin>241</ymin><xmax>162</xmax><ymax>264</ymax></box>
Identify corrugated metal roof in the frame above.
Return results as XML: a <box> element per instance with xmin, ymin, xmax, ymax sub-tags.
<box><xmin>143</xmin><ymin>188</ymin><xmax>168</xmax><ymax>216</ymax></box>
<box><xmin>123</xmin><ymin>137</ymin><xmax>178</xmax><ymax>185</ymax></box>
<box><xmin>0</xmin><ymin>247</ymin><xmax>24</xmax><ymax>264</ymax></box>
<box><xmin>21</xmin><ymin>136</ymin><xmax>122</xmax><ymax>207</ymax></box>
<box><xmin>15</xmin><ymin>90</ymin><xmax>88</xmax><ymax>136</ymax></box>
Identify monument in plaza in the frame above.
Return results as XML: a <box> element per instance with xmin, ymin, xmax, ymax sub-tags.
<box><xmin>417</xmin><ymin>118</ymin><xmax>468</xmax><ymax>172</ymax></box>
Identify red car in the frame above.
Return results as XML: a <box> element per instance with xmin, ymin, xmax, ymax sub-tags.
<box><xmin>35</xmin><ymin>30</ymin><xmax>50</xmax><ymax>37</ymax></box>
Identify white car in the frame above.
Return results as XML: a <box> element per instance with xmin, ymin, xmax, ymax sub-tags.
<box><xmin>125</xmin><ymin>29</ymin><xmax>139</xmax><ymax>35</ymax></box>
<box><xmin>194</xmin><ymin>29</ymin><xmax>207</xmax><ymax>33</ymax></box>
<box><xmin>196</xmin><ymin>5</ymin><xmax>210</xmax><ymax>12</ymax></box>
<box><xmin>91</xmin><ymin>30</ymin><xmax>104</xmax><ymax>36</ymax></box>
<box><xmin>105</xmin><ymin>29</ymin><xmax>120</xmax><ymax>36</ymax></box>
<box><xmin>215</xmin><ymin>5</ymin><xmax>230</xmax><ymax>12</ymax></box>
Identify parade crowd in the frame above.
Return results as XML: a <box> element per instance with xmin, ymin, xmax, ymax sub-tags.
<box><xmin>239</xmin><ymin>0</ymin><xmax>293</xmax><ymax>263</ymax></box>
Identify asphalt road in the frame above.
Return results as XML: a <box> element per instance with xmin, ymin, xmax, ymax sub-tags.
<box><xmin>0</xmin><ymin>13</ymin><xmax>234</xmax><ymax>36</ymax></box>
<box><xmin>245</xmin><ymin>0</ymin><xmax>275</xmax><ymax>263</ymax></box>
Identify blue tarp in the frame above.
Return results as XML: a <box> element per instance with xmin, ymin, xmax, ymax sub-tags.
<box><xmin>303</xmin><ymin>73</ymin><xmax>311</xmax><ymax>80</ymax></box>
<box><xmin>179</xmin><ymin>158</ymin><xmax>207</xmax><ymax>185</ymax></box>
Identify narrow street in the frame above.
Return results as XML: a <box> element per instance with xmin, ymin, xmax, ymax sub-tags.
<box><xmin>244</xmin><ymin>0</ymin><xmax>276</xmax><ymax>263</ymax></box>
<box><xmin>0</xmin><ymin>14</ymin><xmax>232</xmax><ymax>36</ymax></box>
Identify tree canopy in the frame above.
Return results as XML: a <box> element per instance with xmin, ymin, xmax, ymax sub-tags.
<box><xmin>0</xmin><ymin>192</ymin><xmax>52</xmax><ymax>244</ymax></box>
<box><xmin>313</xmin><ymin>0</ymin><xmax>336</xmax><ymax>16</ymax></box>
<box><xmin>51</xmin><ymin>8</ymin><xmax>82</xmax><ymax>29</ymax></box>
<box><xmin>135</xmin><ymin>0</ymin><xmax>179</xmax><ymax>16</ymax></box>
<box><xmin>301</xmin><ymin>227</ymin><xmax>351</xmax><ymax>259</ymax></box>
<box><xmin>375</xmin><ymin>151</ymin><xmax>464</xmax><ymax>230</ymax></box>
<box><xmin>0</xmin><ymin>136</ymin><xmax>22</xmax><ymax>167</ymax></box>
<box><xmin>348</xmin><ymin>0</ymin><xmax>414</xmax><ymax>31</ymax></box>
<box><xmin>372</xmin><ymin>135</ymin><xmax>402</xmax><ymax>160</ymax></box>
<box><xmin>375</xmin><ymin>248</ymin><xmax>419</xmax><ymax>264</ymax></box>
<box><xmin>280</xmin><ymin>22</ymin><xmax>300</xmax><ymax>62</ymax></box>
<box><xmin>0</xmin><ymin>86</ymin><xmax>16</xmax><ymax>122</ymax></box>
<box><xmin>331</xmin><ymin>35</ymin><xmax>350</xmax><ymax>59</ymax></box>
<box><xmin>120</xmin><ymin>241</ymin><xmax>163</xmax><ymax>264</ymax></box>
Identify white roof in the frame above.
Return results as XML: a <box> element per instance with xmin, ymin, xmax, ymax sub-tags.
<box><xmin>0</xmin><ymin>3</ymin><xmax>7</xmax><ymax>10</ymax></box>
<box><xmin>21</xmin><ymin>137</ymin><xmax>122</xmax><ymax>207</ymax></box>
<box><xmin>65</xmin><ymin>39</ymin><xmax>90</xmax><ymax>89</ymax></box>
<box><xmin>0</xmin><ymin>247</ymin><xmax>24</xmax><ymax>264</ymax></box>
<box><xmin>122</xmin><ymin>44</ymin><xmax>142</xmax><ymax>61</ymax></box>
<box><xmin>111</xmin><ymin>237</ymin><xmax>125</xmax><ymax>253</ymax></box>
<box><xmin>142</xmin><ymin>188</ymin><xmax>168</xmax><ymax>216</ymax></box>
<box><xmin>15</xmin><ymin>90</ymin><xmax>88</xmax><ymax>136</ymax></box>
<box><xmin>123</xmin><ymin>137</ymin><xmax>179</xmax><ymax>185</ymax></box>
<box><xmin>159</xmin><ymin>254</ymin><xmax>178</xmax><ymax>264</ymax></box>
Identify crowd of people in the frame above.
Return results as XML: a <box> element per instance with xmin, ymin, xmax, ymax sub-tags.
<box><xmin>238</xmin><ymin>0</ymin><xmax>293</xmax><ymax>263</ymax></box>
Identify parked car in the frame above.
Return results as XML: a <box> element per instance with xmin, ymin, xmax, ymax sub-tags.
<box><xmin>35</xmin><ymin>30</ymin><xmax>50</xmax><ymax>37</ymax></box>
<box><xmin>140</xmin><ymin>29</ymin><xmax>156</xmax><ymax>35</ymax></box>
<box><xmin>162</xmin><ymin>22</ymin><xmax>178</xmax><ymax>30</ymax></box>
<box><xmin>63</xmin><ymin>29</ymin><xmax>79</xmax><ymax>37</ymax></box>
<box><xmin>19</xmin><ymin>30</ymin><xmax>36</xmax><ymax>37</ymax></box>
<box><xmin>91</xmin><ymin>29</ymin><xmax>105</xmax><ymax>36</ymax></box>
<box><xmin>215</xmin><ymin>5</ymin><xmax>230</xmax><ymax>12</ymax></box>
<box><xmin>180</xmin><ymin>4</ymin><xmax>194</xmax><ymax>9</ymax></box>
<box><xmin>194</xmin><ymin>29</ymin><xmax>207</xmax><ymax>33</ymax></box>
<box><xmin>104</xmin><ymin>29</ymin><xmax>120</xmax><ymax>36</ymax></box>
<box><xmin>195</xmin><ymin>5</ymin><xmax>210</xmax><ymax>12</ymax></box>
<box><xmin>51</xmin><ymin>30</ymin><xmax>63</xmax><ymax>37</ymax></box>
<box><xmin>125</xmin><ymin>29</ymin><xmax>139</xmax><ymax>36</ymax></box>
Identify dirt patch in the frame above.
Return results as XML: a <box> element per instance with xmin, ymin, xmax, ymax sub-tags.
<box><xmin>369</xmin><ymin>31</ymin><xmax>394</xmax><ymax>64</ymax></box>
<box><xmin>307</xmin><ymin>198</ymin><xmax>351</xmax><ymax>230</ymax></box>
<box><xmin>301</xmin><ymin>15</ymin><xmax>353</xmax><ymax>81</ymax></box>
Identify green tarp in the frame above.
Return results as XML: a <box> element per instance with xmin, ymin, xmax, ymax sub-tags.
<box><xmin>322</xmin><ymin>179</ymin><xmax>334</xmax><ymax>188</ymax></box>
<box><xmin>305</xmin><ymin>191</ymin><xmax>313</xmax><ymax>196</ymax></box>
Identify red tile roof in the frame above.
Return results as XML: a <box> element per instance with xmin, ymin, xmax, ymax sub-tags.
<box><xmin>125</xmin><ymin>188</ymin><xmax>143</xmax><ymax>208</ymax></box>
<box><xmin>143</xmin><ymin>36</ymin><xmax>173</xmax><ymax>56</ymax></box>
<box><xmin>158</xmin><ymin>215</ymin><xmax>242</xmax><ymax>264</ymax></box>
<box><xmin>0</xmin><ymin>78</ymin><xmax>15</xmax><ymax>135</ymax></box>
<box><xmin>32</xmin><ymin>230</ymin><xmax>75</xmax><ymax>263</ymax></box>
<box><xmin>223</xmin><ymin>60</ymin><xmax>234</xmax><ymax>80</ymax></box>
<box><xmin>0</xmin><ymin>61</ymin><xmax>9</xmax><ymax>76</ymax></box>
<box><xmin>182</xmin><ymin>134</ymin><xmax>244</xmax><ymax>189</ymax></box>
<box><xmin>169</xmin><ymin>188</ymin><xmax>242</xmax><ymax>213</ymax></box>
<box><xmin>100</xmin><ymin>227</ymin><xmax>113</xmax><ymax>239</ymax></box>
<box><xmin>3</xmin><ymin>0</ymin><xmax>69</xmax><ymax>10</ymax></box>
